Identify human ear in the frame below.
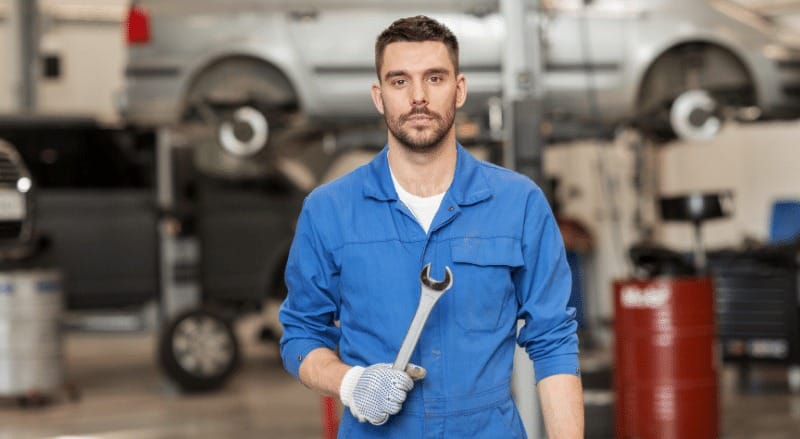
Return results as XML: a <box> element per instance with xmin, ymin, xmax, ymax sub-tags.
<box><xmin>370</xmin><ymin>82</ymin><xmax>385</xmax><ymax>115</ymax></box>
<box><xmin>455</xmin><ymin>74</ymin><xmax>467</xmax><ymax>109</ymax></box>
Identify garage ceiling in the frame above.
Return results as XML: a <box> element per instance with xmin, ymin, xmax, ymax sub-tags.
<box><xmin>735</xmin><ymin>0</ymin><xmax>800</xmax><ymax>15</ymax></box>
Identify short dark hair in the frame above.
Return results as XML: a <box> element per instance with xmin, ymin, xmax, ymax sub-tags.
<box><xmin>374</xmin><ymin>15</ymin><xmax>459</xmax><ymax>80</ymax></box>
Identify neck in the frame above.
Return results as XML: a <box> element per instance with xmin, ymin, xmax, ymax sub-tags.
<box><xmin>387</xmin><ymin>130</ymin><xmax>457</xmax><ymax>197</ymax></box>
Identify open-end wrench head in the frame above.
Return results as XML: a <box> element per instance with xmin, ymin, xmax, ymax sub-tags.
<box><xmin>420</xmin><ymin>263</ymin><xmax>453</xmax><ymax>291</ymax></box>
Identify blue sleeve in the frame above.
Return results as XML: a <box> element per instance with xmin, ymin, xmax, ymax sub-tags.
<box><xmin>514</xmin><ymin>188</ymin><xmax>580</xmax><ymax>383</ymax></box>
<box><xmin>279</xmin><ymin>199</ymin><xmax>341</xmax><ymax>379</ymax></box>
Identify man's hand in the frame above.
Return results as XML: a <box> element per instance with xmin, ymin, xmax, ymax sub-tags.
<box><xmin>339</xmin><ymin>363</ymin><xmax>424</xmax><ymax>425</ymax></box>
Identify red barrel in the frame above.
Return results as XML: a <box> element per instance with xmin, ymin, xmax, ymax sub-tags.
<box><xmin>613</xmin><ymin>277</ymin><xmax>718</xmax><ymax>439</ymax></box>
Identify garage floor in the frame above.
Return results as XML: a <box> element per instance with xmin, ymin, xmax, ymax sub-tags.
<box><xmin>1</xmin><ymin>318</ymin><xmax>799</xmax><ymax>439</ymax></box>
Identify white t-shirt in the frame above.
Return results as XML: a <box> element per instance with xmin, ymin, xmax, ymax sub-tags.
<box><xmin>390</xmin><ymin>170</ymin><xmax>445</xmax><ymax>234</ymax></box>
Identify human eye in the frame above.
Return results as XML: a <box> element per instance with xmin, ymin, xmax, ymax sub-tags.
<box><xmin>391</xmin><ymin>78</ymin><xmax>407</xmax><ymax>87</ymax></box>
<box><xmin>428</xmin><ymin>75</ymin><xmax>443</xmax><ymax>84</ymax></box>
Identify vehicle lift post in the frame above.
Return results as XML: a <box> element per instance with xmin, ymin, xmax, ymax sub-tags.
<box><xmin>156</xmin><ymin>128</ymin><xmax>201</xmax><ymax>322</ymax></box>
<box><xmin>8</xmin><ymin>0</ymin><xmax>39</xmax><ymax>113</ymax></box>
<box><xmin>501</xmin><ymin>0</ymin><xmax>546</xmax><ymax>438</ymax></box>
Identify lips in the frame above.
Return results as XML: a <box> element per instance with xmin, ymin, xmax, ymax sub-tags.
<box><xmin>402</xmin><ymin>111</ymin><xmax>438</xmax><ymax>124</ymax></box>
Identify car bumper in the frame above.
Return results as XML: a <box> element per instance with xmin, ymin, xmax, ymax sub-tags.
<box><xmin>121</xmin><ymin>65</ymin><xmax>184</xmax><ymax>126</ymax></box>
<box><xmin>768</xmin><ymin>59</ymin><xmax>800</xmax><ymax>117</ymax></box>
<box><xmin>754</xmin><ymin>50</ymin><xmax>800</xmax><ymax>118</ymax></box>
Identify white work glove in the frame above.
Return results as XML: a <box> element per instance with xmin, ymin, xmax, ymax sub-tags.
<box><xmin>339</xmin><ymin>363</ymin><xmax>426</xmax><ymax>425</ymax></box>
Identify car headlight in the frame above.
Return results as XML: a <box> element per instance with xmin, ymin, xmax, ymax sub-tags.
<box><xmin>16</xmin><ymin>177</ymin><xmax>32</xmax><ymax>193</ymax></box>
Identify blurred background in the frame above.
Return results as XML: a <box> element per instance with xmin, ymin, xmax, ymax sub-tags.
<box><xmin>1</xmin><ymin>1</ymin><xmax>800</xmax><ymax>438</ymax></box>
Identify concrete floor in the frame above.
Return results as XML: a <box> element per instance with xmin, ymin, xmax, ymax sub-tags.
<box><xmin>1</xmin><ymin>320</ymin><xmax>800</xmax><ymax>439</ymax></box>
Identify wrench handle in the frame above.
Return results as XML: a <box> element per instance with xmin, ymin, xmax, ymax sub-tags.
<box><xmin>392</xmin><ymin>290</ymin><xmax>443</xmax><ymax>371</ymax></box>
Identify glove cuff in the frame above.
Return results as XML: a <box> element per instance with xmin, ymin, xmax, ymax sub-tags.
<box><xmin>339</xmin><ymin>365</ymin><xmax>364</xmax><ymax>408</ymax></box>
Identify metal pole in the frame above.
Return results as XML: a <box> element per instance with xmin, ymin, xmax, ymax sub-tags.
<box><xmin>9</xmin><ymin>0</ymin><xmax>39</xmax><ymax>112</ymax></box>
<box><xmin>157</xmin><ymin>128</ymin><xmax>201</xmax><ymax>323</ymax></box>
<box><xmin>502</xmin><ymin>1</ymin><xmax>546</xmax><ymax>438</ymax></box>
<box><xmin>512</xmin><ymin>320</ymin><xmax>543</xmax><ymax>438</ymax></box>
<box><xmin>502</xmin><ymin>0</ymin><xmax>545</xmax><ymax>185</ymax></box>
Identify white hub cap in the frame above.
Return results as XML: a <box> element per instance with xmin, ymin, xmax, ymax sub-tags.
<box><xmin>173</xmin><ymin>316</ymin><xmax>232</xmax><ymax>377</ymax></box>
<box><xmin>218</xmin><ymin>106</ymin><xmax>269</xmax><ymax>157</ymax></box>
<box><xmin>670</xmin><ymin>89</ymin><xmax>721</xmax><ymax>142</ymax></box>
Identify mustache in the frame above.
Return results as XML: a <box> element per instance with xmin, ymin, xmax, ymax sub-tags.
<box><xmin>399</xmin><ymin>107</ymin><xmax>440</xmax><ymax>123</ymax></box>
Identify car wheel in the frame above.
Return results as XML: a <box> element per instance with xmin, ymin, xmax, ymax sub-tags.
<box><xmin>182</xmin><ymin>58</ymin><xmax>300</xmax><ymax>180</ymax></box>
<box><xmin>158</xmin><ymin>308</ymin><xmax>240</xmax><ymax>392</ymax></box>
<box><xmin>637</xmin><ymin>43</ymin><xmax>754</xmax><ymax>142</ymax></box>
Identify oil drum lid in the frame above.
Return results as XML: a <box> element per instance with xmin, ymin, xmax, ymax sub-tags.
<box><xmin>0</xmin><ymin>270</ymin><xmax>62</xmax><ymax>318</ymax></box>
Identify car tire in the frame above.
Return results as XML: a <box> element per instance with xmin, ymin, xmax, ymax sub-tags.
<box><xmin>158</xmin><ymin>308</ymin><xmax>240</xmax><ymax>393</ymax></box>
<box><xmin>182</xmin><ymin>58</ymin><xmax>299</xmax><ymax>180</ymax></box>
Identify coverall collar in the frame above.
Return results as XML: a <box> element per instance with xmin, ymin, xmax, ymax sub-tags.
<box><xmin>363</xmin><ymin>142</ymin><xmax>493</xmax><ymax>206</ymax></box>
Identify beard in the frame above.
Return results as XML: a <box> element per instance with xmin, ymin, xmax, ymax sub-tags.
<box><xmin>384</xmin><ymin>102</ymin><xmax>456</xmax><ymax>154</ymax></box>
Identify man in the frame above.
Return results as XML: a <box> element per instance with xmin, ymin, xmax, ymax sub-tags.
<box><xmin>280</xmin><ymin>15</ymin><xmax>583</xmax><ymax>438</ymax></box>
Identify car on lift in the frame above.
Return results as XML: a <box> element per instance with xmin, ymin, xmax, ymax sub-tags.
<box><xmin>121</xmin><ymin>0</ymin><xmax>800</xmax><ymax>179</ymax></box>
<box><xmin>2</xmin><ymin>120</ymin><xmax>308</xmax><ymax>392</ymax></box>
<box><xmin>0</xmin><ymin>136</ymin><xmax>35</xmax><ymax>260</ymax></box>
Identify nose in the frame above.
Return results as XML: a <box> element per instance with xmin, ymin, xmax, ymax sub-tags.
<box><xmin>410</xmin><ymin>81</ymin><xmax>428</xmax><ymax>106</ymax></box>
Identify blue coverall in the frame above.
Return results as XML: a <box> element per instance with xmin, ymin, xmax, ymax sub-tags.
<box><xmin>280</xmin><ymin>144</ymin><xmax>579</xmax><ymax>438</ymax></box>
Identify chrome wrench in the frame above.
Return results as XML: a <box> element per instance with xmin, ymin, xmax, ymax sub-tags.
<box><xmin>392</xmin><ymin>263</ymin><xmax>454</xmax><ymax>371</ymax></box>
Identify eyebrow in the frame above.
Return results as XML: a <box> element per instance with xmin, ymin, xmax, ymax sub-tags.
<box><xmin>383</xmin><ymin>67</ymin><xmax>452</xmax><ymax>81</ymax></box>
<box><xmin>384</xmin><ymin>70</ymin><xmax>407</xmax><ymax>81</ymax></box>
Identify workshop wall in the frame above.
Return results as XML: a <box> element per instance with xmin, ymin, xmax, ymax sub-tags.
<box><xmin>0</xmin><ymin>0</ymin><xmax>126</xmax><ymax>122</ymax></box>
<box><xmin>660</xmin><ymin>121</ymin><xmax>800</xmax><ymax>249</ymax></box>
<box><xmin>544</xmin><ymin>135</ymin><xmax>642</xmax><ymax>330</ymax></box>
<box><xmin>0</xmin><ymin>1</ymin><xmax>15</xmax><ymax>111</ymax></box>
<box><xmin>545</xmin><ymin>121</ymin><xmax>800</xmax><ymax>332</ymax></box>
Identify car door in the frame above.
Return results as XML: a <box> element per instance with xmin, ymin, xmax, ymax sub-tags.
<box><xmin>285</xmin><ymin>0</ymin><xmax>503</xmax><ymax>119</ymax></box>
<box><xmin>542</xmin><ymin>0</ymin><xmax>638</xmax><ymax>122</ymax></box>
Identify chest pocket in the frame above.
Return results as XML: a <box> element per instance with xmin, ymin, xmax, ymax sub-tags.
<box><xmin>450</xmin><ymin>237</ymin><xmax>524</xmax><ymax>332</ymax></box>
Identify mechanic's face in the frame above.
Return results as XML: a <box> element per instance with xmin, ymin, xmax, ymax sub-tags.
<box><xmin>371</xmin><ymin>41</ymin><xmax>466</xmax><ymax>153</ymax></box>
